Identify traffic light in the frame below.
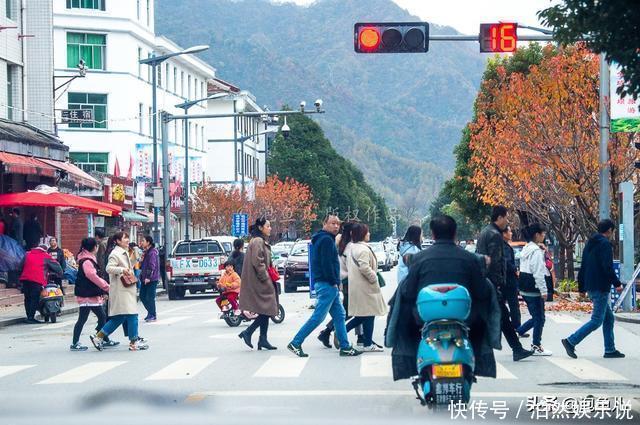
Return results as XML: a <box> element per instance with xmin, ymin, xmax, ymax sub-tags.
<box><xmin>479</xmin><ymin>23</ymin><xmax>518</xmax><ymax>53</ymax></box>
<box><xmin>354</xmin><ymin>22</ymin><xmax>429</xmax><ymax>53</ymax></box>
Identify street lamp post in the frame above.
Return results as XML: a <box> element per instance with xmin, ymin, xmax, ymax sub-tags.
<box><xmin>139</xmin><ymin>44</ymin><xmax>209</xmax><ymax>249</ymax></box>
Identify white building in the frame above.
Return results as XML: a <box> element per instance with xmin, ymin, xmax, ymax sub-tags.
<box><xmin>206</xmin><ymin>78</ymin><xmax>273</xmax><ymax>187</ymax></box>
<box><xmin>53</xmin><ymin>0</ymin><xmax>215</xmax><ymax>186</ymax></box>
<box><xmin>1</xmin><ymin>0</ymin><xmax>55</xmax><ymax>132</ymax></box>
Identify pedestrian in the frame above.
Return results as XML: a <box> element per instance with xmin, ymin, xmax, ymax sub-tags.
<box><xmin>139</xmin><ymin>235</ymin><xmax>160</xmax><ymax>322</ymax></box>
<box><xmin>228</xmin><ymin>238</ymin><xmax>245</xmax><ymax>277</ymax></box>
<box><xmin>70</xmin><ymin>237</ymin><xmax>117</xmax><ymax>351</ymax></box>
<box><xmin>344</xmin><ymin>223</ymin><xmax>387</xmax><ymax>352</ymax></box>
<box><xmin>90</xmin><ymin>231</ymin><xmax>148</xmax><ymax>351</ymax></box>
<box><xmin>47</xmin><ymin>237</ymin><xmax>66</xmax><ymax>293</ymax></box>
<box><xmin>476</xmin><ymin>205</ymin><xmax>534</xmax><ymax>361</ymax></box>
<box><xmin>288</xmin><ymin>214</ymin><xmax>362</xmax><ymax>357</ymax></box>
<box><xmin>562</xmin><ymin>219</ymin><xmax>625</xmax><ymax>359</ymax></box>
<box><xmin>18</xmin><ymin>245</ymin><xmax>63</xmax><ymax>324</ymax></box>
<box><xmin>516</xmin><ymin>223</ymin><xmax>552</xmax><ymax>356</ymax></box>
<box><xmin>397</xmin><ymin>225</ymin><xmax>422</xmax><ymax>284</ymax></box>
<box><xmin>237</xmin><ymin>217</ymin><xmax>278</xmax><ymax>350</ymax></box>
<box><xmin>9</xmin><ymin>208</ymin><xmax>23</xmax><ymax>246</ymax></box>
<box><xmin>502</xmin><ymin>225</ymin><xmax>522</xmax><ymax>331</ymax></box>
<box><xmin>216</xmin><ymin>261</ymin><xmax>241</xmax><ymax>314</ymax></box>
<box><xmin>94</xmin><ymin>229</ymin><xmax>108</xmax><ymax>280</ymax></box>
<box><xmin>317</xmin><ymin>220</ymin><xmax>360</xmax><ymax>348</ymax></box>
<box><xmin>23</xmin><ymin>213</ymin><xmax>43</xmax><ymax>249</ymax></box>
<box><xmin>128</xmin><ymin>242</ymin><xmax>142</xmax><ymax>290</ymax></box>
<box><xmin>391</xmin><ymin>215</ymin><xmax>498</xmax><ymax>380</ymax></box>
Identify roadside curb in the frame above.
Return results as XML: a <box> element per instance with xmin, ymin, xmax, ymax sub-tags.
<box><xmin>615</xmin><ymin>313</ymin><xmax>640</xmax><ymax>324</ymax></box>
<box><xmin>0</xmin><ymin>288</ymin><xmax>167</xmax><ymax>329</ymax></box>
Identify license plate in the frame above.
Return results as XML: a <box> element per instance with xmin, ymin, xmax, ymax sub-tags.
<box><xmin>305</xmin><ymin>272</ymin><xmax>310</xmax><ymax>278</ymax></box>
<box><xmin>432</xmin><ymin>364</ymin><xmax>462</xmax><ymax>378</ymax></box>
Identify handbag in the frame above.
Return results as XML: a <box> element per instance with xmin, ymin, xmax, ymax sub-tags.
<box><xmin>120</xmin><ymin>272</ymin><xmax>138</xmax><ymax>287</ymax></box>
<box><xmin>267</xmin><ymin>265</ymin><xmax>280</xmax><ymax>283</ymax></box>
<box><xmin>376</xmin><ymin>271</ymin><xmax>386</xmax><ymax>288</ymax></box>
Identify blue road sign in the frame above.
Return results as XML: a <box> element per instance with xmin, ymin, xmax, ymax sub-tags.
<box><xmin>232</xmin><ymin>213</ymin><xmax>249</xmax><ymax>237</ymax></box>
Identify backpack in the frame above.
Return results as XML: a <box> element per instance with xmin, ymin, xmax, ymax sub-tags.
<box><xmin>74</xmin><ymin>258</ymin><xmax>106</xmax><ymax>298</ymax></box>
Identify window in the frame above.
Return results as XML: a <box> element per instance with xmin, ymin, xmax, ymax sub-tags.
<box><xmin>148</xmin><ymin>106</ymin><xmax>153</xmax><ymax>136</ymax></box>
<box><xmin>180</xmin><ymin>71</ymin><xmax>184</xmax><ymax>96</ymax></box>
<box><xmin>146</xmin><ymin>0</ymin><xmax>150</xmax><ymax>26</ymax></box>
<box><xmin>187</xmin><ymin>75</ymin><xmax>191</xmax><ymax>99</ymax></box>
<box><xmin>6</xmin><ymin>0</ymin><xmax>13</xmax><ymax>19</ymax></box>
<box><xmin>173</xmin><ymin>67</ymin><xmax>177</xmax><ymax>94</ymax></box>
<box><xmin>66</xmin><ymin>0</ymin><xmax>105</xmax><ymax>10</ymax></box>
<box><xmin>165</xmin><ymin>63</ymin><xmax>170</xmax><ymax>91</ymax></box>
<box><xmin>6</xmin><ymin>64</ymin><xmax>13</xmax><ymax>120</ymax></box>
<box><xmin>236</xmin><ymin>150</ymin><xmax>241</xmax><ymax>174</ymax></box>
<box><xmin>201</xmin><ymin>127</ymin><xmax>205</xmax><ymax>151</ymax></box>
<box><xmin>138</xmin><ymin>103</ymin><xmax>143</xmax><ymax>134</ymax></box>
<box><xmin>147</xmin><ymin>53</ymin><xmax>151</xmax><ymax>82</ymax></box>
<box><xmin>136</xmin><ymin>0</ymin><xmax>140</xmax><ymax>19</ymax></box>
<box><xmin>137</xmin><ymin>47</ymin><xmax>142</xmax><ymax>78</ymax></box>
<box><xmin>255</xmin><ymin>158</ymin><xmax>259</xmax><ymax>179</ymax></box>
<box><xmin>69</xmin><ymin>152</ymin><xmax>109</xmax><ymax>173</ymax></box>
<box><xmin>157</xmin><ymin>64</ymin><xmax>162</xmax><ymax>88</ymax></box>
<box><xmin>68</xmin><ymin>93</ymin><xmax>107</xmax><ymax>128</ymax></box>
<box><xmin>67</xmin><ymin>32</ymin><xmax>106</xmax><ymax>70</ymax></box>
<box><xmin>174</xmin><ymin>120</ymin><xmax>178</xmax><ymax>144</ymax></box>
<box><xmin>194</xmin><ymin>78</ymin><xmax>198</xmax><ymax>98</ymax></box>
<box><xmin>201</xmin><ymin>82</ymin><xmax>205</xmax><ymax>100</ymax></box>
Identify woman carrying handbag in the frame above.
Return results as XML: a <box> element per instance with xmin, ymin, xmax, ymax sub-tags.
<box><xmin>90</xmin><ymin>231</ymin><xmax>148</xmax><ymax>352</ymax></box>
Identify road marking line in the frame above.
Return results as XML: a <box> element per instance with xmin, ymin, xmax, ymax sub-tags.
<box><xmin>209</xmin><ymin>333</ymin><xmax>238</xmax><ymax>339</ymax></box>
<box><xmin>545</xmin><ymin>358</ymin><xmax>627</xmax><ymax>381</ymax></box>
<box><xmin>360</xmin><ymin>355</ymin><xmax>392</xmax><ymax>377</ymax></box>
<box><xmin>161</xmin><ymin>300</ymin><xmax>210</xmax><ymax>314</ymax></box>
<box><xmin>548</xmin><ymin>314</ymin><xmax>582</xmax><ymax>324</ymax></box>
<box><xmin>37</xmin><ymin>361</ymin><xmax>127</xmax><ymax>384</ymax></box>
<box><xmin>32</xmin><ymin>321</ymin><xmax>75</xmax><ymax>330</ymax></box>
<box><xmin>147</xmin><ymin>316</ymin><xmax>190</xmax><ymax>325</ymax></box>
<box><xmin>478</xmin><ymin>361</ymin><xmax>517</xmax><ymax>380</ymax></box>
<box><xmin>0</xmin><ymin>365</ymin><xmax>36</xmax><ymax>378</ymax></box>
<box><xmin>253</xmin><ymin>356</ymin><xmax>308</xmax><ymax>378</ymax></box>
<box><xmin>145</xmin><ymin>357</ymin><xmax>217</xmax><ymax>381</ymax></box>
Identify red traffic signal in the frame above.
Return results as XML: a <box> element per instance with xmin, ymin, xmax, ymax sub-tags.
<box><xmin>355</xmin><ymin>22</ymin><xmax>429</xmax><ymax>53</ymax></box>
<box><xmin>479</xmin><ymin>23</ymin><xmax>518</xmax><ymax>53</ymax></box>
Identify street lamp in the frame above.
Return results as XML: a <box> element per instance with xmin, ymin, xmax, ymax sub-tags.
<box><xmin>175</xmin><ymin>93</ymin><xmax>229</xmax><ymax>241</ymax></box>
<box><xmin>139</xmin><ymin>44</ymin><xmax>209</xmax><ymax>247</ymax></box>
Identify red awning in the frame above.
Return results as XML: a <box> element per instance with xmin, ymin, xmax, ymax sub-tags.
<box><xmin>38</xmin><ymin>158</ymin><xmax>101</xmax><ymax>190</ymax></box>
<box><xmin>0</xmin><ymin>152</ymin><xmax>58</xmax><ymax>177</ymax></box>
<box><xmin>0</xmin><ymin>191</ymin><xmax>121</xmax><ymax>217</ymax></box>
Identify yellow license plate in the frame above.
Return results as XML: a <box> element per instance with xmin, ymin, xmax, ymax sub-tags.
<box><xmin>432</xmin><ymin>364</ymin><xmax>462</xmax><ymax>378</ymax></box>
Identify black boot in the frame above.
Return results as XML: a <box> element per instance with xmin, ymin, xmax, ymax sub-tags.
<box><xmin>238</xmin><ymin>331</ymin><xmax>253</xmax><ymax>349</ymax></box>
<box><xmin>318</xmin><ymin>329</ymin><xmax>332</xmax><ymax>348</ymax></box>
<box><xmin>258</xmin><ymin>336</ymin><xmax>277</xmax><ymax>350</ymax></box>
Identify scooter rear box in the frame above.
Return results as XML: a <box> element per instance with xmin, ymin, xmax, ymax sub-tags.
<box><xmin>417</xmin><ymin>284</ymin><xmax>470</xmax><ymax>322</ymax></box>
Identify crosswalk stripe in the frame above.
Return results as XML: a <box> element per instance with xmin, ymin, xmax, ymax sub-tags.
<box><xmin>360</xmin><ymin>355</ymin><xmax>392</xmax><ymax>377</ymax></box>
<box><xmin>548</xmin><ymin>314</ymin><xmax>582</xmax><ymax>324</ymax></box>
<box><xmin>145</xmin><ymin>358</ymin><xmax>217</xmax><ymax>381</ymax></box>
<box><xmin>0</xmin><ymin>365</ymin><xmax>36</xmax><ymax>378</ymax></box>
<box><xmin>37</xmin><ymin>361</ymin><xmax>127</xmax><ymax>385</ymax></box>
<box><xmin>478</xmin><ymin>361</ymin><xmax>517</xmax><ymax>380</ymax></box>
<box><xmin>147</xmin><ymin>316</ymin><xmax>190</xmax><ymax>326</ymax></box>
<box><xmin>253</xmin><ymin>356</ymin><xmax>308</xmax><ymax>378</ymax></box>
<box><xmin>545</xmin><ymin>358</ymin><xmax>627</xmax><ymax>381</ymax></box>
<box><xmin>32</xmin><ymin>321</ymin><xmax>75</xmax><ymax>330</ymax></box>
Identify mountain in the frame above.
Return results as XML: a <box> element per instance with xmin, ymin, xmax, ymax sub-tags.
<box><xmin>155</xmin><ymin>0</ymin><xmax>486</xmax><ymax>214</ymax></box>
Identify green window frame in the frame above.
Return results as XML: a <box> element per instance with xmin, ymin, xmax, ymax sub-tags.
<box><xmin>68</xmin><ymin>92</ymin><xmax>107</xmax><ymax>129</ymax></box>
<box><xmin>69</xmin><ymin>152</ymin><xmax>109</xmax><ymax>173</ymax></box>
<box><xmin>66</xmin><ymin>0</ymin><xmax>105</xmax><ymax>10</ymax></box>
<box><xmin>66</xmin><ymin>32</ymin><xmax>106</xmax><ymax>70</ymax></box>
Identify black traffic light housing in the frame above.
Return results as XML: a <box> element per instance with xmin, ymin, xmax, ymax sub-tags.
<box><xmin>354</xmin><ymin>22</ymin><xmax>429</xmax><ymax>53</ymax></box>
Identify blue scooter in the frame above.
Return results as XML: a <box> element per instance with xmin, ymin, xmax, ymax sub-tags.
<box><xmin>412</xmin><ymin>283</ymin><xmax>475</xmax><ymax>406</ymax></box>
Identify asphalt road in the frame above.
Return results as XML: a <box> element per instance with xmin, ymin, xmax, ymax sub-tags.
<box><xmin>1</xmin><ymin>269</ymin><xmax>639</xmax><ymax>424</ymax></box>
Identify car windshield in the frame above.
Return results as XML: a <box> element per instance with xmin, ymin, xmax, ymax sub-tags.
<box><xmin>290</xmin><ymin>242</ymin><xmax>309</xmax><ymax>256</ymax></box>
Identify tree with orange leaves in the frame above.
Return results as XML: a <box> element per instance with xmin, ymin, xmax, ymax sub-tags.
<box><xmin>469</xmin><ymin>44</ymin><xmax>636</xmax><ymax>278</ymax></box>
<box><xmin>190</xmin><ymin>184</ymin><xmax>245</xmax><ymax>235</ymax></box>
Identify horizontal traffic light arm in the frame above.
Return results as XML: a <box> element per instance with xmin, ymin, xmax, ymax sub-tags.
<box><xmin>429</xmin><ymin>35</ymin><xmax>553</xmax><ymax>41</ymax></box>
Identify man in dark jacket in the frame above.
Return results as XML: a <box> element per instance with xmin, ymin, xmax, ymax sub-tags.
<box><xmin>288</xmin><ymin>214</ymin><xmax>361</xmax><ymax>358</ymax></box>
<box><xmin>23</xmin><ymin>214</ymin><xmax>43</xmax><ymax>249</ymax></box>
<box><xmin>502</xmin><ymin>226</ymin><xmax>522</xmax><ymax>330</ymax></box>
<box><xmin>393</xmin><ymin>215</ymin><xmax>496</xmax><ymax>380</ymax></box>
<box><xmin>477</xmin><ymin>206</ymin><xmax>533</xmax><ymax>361</ymax></box>
<box><xmin>562</xmin><ymin>219</ymin><xmax>624</xmax><ymax>359</ymax></box>
<box><xmin>9</xmin><ymin>208</ymin><xmax>23</xmax><ymax>246</ymax></box>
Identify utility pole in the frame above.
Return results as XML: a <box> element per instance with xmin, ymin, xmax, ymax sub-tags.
<box><xmin>599</xmin><ymin>52</ymin><xmax>611</xmax><ymax>220</ymax></box>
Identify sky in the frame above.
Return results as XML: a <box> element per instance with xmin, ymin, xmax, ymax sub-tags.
<box><xmin>276</xmin><ymin>0</ymin><xmax>556</xmax><ymax>35</ymax></box>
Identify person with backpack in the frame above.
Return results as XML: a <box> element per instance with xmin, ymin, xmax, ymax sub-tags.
<box><xmin>70</xmin><ymin>238</ymin><xmax>112</xmax><ymax>351</ymax></box>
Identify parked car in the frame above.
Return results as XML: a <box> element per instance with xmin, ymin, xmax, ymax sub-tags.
<box><xmin>283</xmin><ymin>240</ymin><xmax>311</xmax><ymax>293</ymax></box>
<box><xmin>368</xmin><ymin>242</ymin><xmax>392</xmax><ymax>272</ymax></box>
<box><xmin>166</xmin><ymin>238</ymin><xmax>228</xmax><ymax>300</ymax></box>
<box><xmin>271</xmin><ymin>242</ymin><xmax>293</xmax><ymax>275</ymax></box>
<box><xmin>209</xmin><ymin>235</ymin><xmax>236</xmax><ymax>256</ymax></box>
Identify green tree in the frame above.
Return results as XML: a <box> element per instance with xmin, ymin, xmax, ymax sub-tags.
<box><xmin>269</xmin><ymin>113</ymin><xmax>392</xmax><ymax>240</ymax></box>
<box><xmin>538</xmin><ymin>0</ymin><xmax>640</xmax><ymax>98</ymax></box>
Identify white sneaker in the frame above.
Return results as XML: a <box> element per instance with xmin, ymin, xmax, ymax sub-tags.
<box><xmin>129</xmin><ymin>340</ymin><xmax>149</xmax><ymax>351</ymax></box>
<box><xmin>532</xmin><ymin>345</ymin><xmax>552</xmax><ymax>356</ymax></box>
<box><xmin>361</xmin><ymin>345</ymin><xmax>384</xmax><ymax>352</ymax></box>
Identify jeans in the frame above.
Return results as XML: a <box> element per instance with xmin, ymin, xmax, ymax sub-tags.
<box><xmin>22</xmin><ymin>280</ymin><xmax>42</xmax><ymax>320</ymax></box>
<box><xmin>73</xmin><ymin>306</ymin><xmax>106</xmax><ymax>344</ymax></box>
<box><xmin>346</xmin><ymin>316</ymin><xmax>375</xmax><ymax>346</ymax></box>
<box><xmin>517</xmin><ymin>296</ymin><xmax>545</xmax><ymax>346</ymax></box>
<box><xmin>100</xmin><ymin>314</ymin><xmax>139</xmax><ymax>342</ymax></box>
<box><xmin>545</xmin><ymin>276</ymin><xmax>554</xmax><ymax>302</ymax></box>
<box><xmin>567</xmin><ymin>291</ymin><xmax>616</xmax><ymax>353</ymax></box>
<box><xmin>292</xmin><ymin>282</ymin><xmax>351</xmax><ymax>349</ymax></box>
<box><xmin>140</xmin><ymin>280</ymin><xmax>158</xmax><ymax>318</ymax></box>
<box><xmin>503</xmin><ymin>280</ymin><xmax>522</xmax><ymax>329</ymax></box>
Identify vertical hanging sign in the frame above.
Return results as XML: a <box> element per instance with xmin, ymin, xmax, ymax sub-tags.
<box><xmin>610</xmin><ymin>63</ymin><xmax>640</xmax><ymax>132</ymax></box>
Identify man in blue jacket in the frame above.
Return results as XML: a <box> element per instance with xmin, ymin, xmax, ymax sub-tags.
<box><xmin>562</xmin><ymin>219</ymin><xmax>624</xmax><ymax>359</ymax></box>
<box><xmin>288</xmin><ymin>214</ymin><xmax>361</xmax><ymax>357</ymax></box>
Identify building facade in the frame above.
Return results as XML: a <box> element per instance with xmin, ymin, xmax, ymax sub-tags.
<box><xmin>53</xmin><ymin>0</ymin><xmax>215</xmax><ymax>184</ymax></box>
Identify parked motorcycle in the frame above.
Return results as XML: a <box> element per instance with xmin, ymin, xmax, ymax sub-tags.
<box><xmin>218</xmin><ymin>294</ymin><xmax>285</xmax><ymax>327</ymax></box>
<box><xmin>412</xmin><ymin>283</ymin><xmax>474</xmax><ymax>406</ymax></box>
<box><xmin>38</xmin><ymin>283</ymin><xmax>64</xmax><ymax>323</ymax></box>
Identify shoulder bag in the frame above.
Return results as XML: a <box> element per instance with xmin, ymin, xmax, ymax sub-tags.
<box><xmin>351</xmin><ymin>247</ymin><xmax>386</xmax><ymax>288</ymax></box>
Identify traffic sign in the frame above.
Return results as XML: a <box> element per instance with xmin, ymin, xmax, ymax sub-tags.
<box><xmin>232</xmin><ymin>213</ymin><xmax>249</xmax><ymax>237</ymax></box>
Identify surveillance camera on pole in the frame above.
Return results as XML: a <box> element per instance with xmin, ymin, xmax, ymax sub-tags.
<box><xmin>314</xmin><ymin>99</ymin><xmax>323</xmax><ymax>112</ymax></box>
<box><xmin>281</xmin><ymin>116</ymin><xmax>290</xmax><ymax>138</ymax></box>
